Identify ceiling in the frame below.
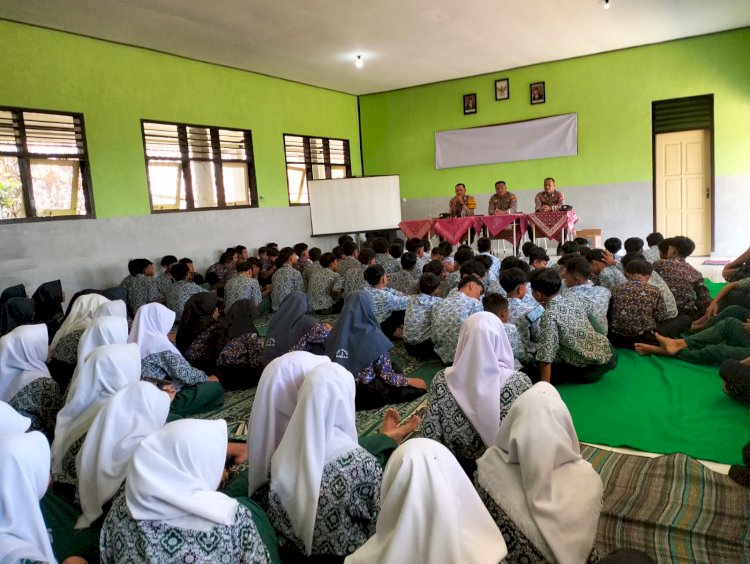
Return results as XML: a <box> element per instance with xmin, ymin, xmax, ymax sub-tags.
<box><xmin>1</xmin><ymin>0</ymin><xmax>748</xmax><ymax>95</ymax></box>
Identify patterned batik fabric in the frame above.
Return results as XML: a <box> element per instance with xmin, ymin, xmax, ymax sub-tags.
<box><xmin>295</xmin><ymin>257</ymin><xmax>313</xmax><ymax>274</ymax></box>
<box><xmin>206</xmin><ymin>263</ymin><xmax>236</xmax><ymax>285</ymax></box>
<box><xmin>596</xmin><ymin>266</ymin><xmax>627</xmax><ymax>291</ymax></box>
<box><xmin>224</xmin><ymin>276</ymin><xmax>262</xmax><ymax>311</ymax></box>
<box><xmin>430</xmin><ymin>290</ymin><xmax>483</xmax><ymax>364</ymax></box>
<box><xmin>362</xmin><ymin>286</ymin><xmax>409</xmax><ymax>324</ymax></box>
<box><xmin>271</xmin><ymin>265</ymin><xmax>303</xmax><ymax>312</ymax></box>
<box><xmin>100</xmin><ymin>493</ymin><xmax>272</xmax><ymax>564</ymax></box>
<box><xmin>336</xmin><ymin>256</ymin><xmax>361</xmax><ymax>280</ymax></box>
<box><xmin>343</xmin><ymin>266</ymin><xmax>367</xmax><ymax>299</ymax></box>
<box><xmin>58</xmin><ymin>433</ymin><xmax>87</xmax><ymax>488</ymax></box>
<box><xmin>289</xmin><ymin>323</ymin><xmax>330</xmax><ymax>354</ymax></box>
<box><xmin>504</xmin><ymin>323</ymin><xmax>528</xmax><ymax>368</ymax></box>
<box><xmin>562</xmin><ymin>283</ymin><xmax>612</xmax><ymax>334</ymax></box>
<box><xmin>354</xmin><ymin>353</ymin><xmax>408</xmax><ymax>387</ymax></box>
<box><xmin>154</xmin><ymin>274</ymin><xmax>174</xmax><ymax>300</ymax></box>
<box><xmin>386</xmin><ymin>269</ymin><xmax>419</xmax><ymax>296</ymax></box>
<box><xmin>127</xmin><ymin>275</ymin><xmax>162</xmax><ymax>316</ymax></box>
<box><xmin>439</xmin><ymin>271</ymin><xmax>461</xmax><ymax>299</ymax></box>
<box><xmin>165</xmin><ymin>280</ymin><xmax>205</xmax><ymax>320</ymax></box>
<box><xmin>535</xmin><ymin>293</ymin><xmax>613</xmax><ymax>367</ymax></box>
<box><xmin>51</xmin><ymin>329</ymin><xmax>85</xmax><ymax>364</ymax></box>
<box><xmin>421</xmin><ymin>369</ymin><xmax>532</xmax><ymax>461</ymax></box>
<box><xmin>307</xmin><ymin>269</ymin><xmax>344</xmax><ymax>311</ymax></box>
<box><xmin>480</xmin><ymin>252</ymin><xmax>501</xmax><ymax>281</ymax></box>
<box><xmin>267</xmin><ymin>448</ymin><xmax>381</xmax><ymax>557</ymax></box>
<box><xmin>8</xmin><ymin>376</ymin><xmax>62</xmax><ymax>439</ymax></box>
<box><xmin>487</xmin><ymin>192</ymin><xmax>518</xmax><ymax>214</ymax></box>
<box><xmin>642</xmin><ymin>247</ymin><xmax>661</xmax><ymax>263</ymax></box>
<box><xmin>302</xmin><ymin>263</ymin><xmax>323</xmax><ymax>292</ymax></box>
<box><xmin>507</xmin><ymin>298</ymin><xmax>540</xmax><ymax>361</ymax></box>
<box><xmin>403</xmin><ymin>294</ymin><xmax>442</xmax><ymax>345</ymax></box>
<box><xmin>649</xmin><ymin>272</ymin><xmax>678</xmax><ymax>319</ymax></box>
<box><xmin>141</xmin><ymin>351</ymin><xmax>208</xmax><ymax>386</ymax></box>
<box><xmin>375</xmin><ymin>253</ymin><xmax>400</xmax><ymax>275</ymax></box>
<box><xmin>610</xmin><ymin>279</ymin><xmax>668</xmax><ymax>337</ymax></box>
<box><xmin>653</xmin><ymin>259</ymin><xmax>712</xmax><ymax>316</ymax></box>
<box><xmin>217</xmin><ymin>333</ymin><xmax>264</xmax><ymax>368</ymax></box>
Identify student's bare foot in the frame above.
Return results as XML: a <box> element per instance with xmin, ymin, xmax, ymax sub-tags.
<box><xmin>381</xmin><ymin>408</ymin><xmax>421</xmax><ymax>444</ymax></box>
<box><xmin>634</xmin><ymin>343</ymin><xmax>664</xmax><ymax>356</ymax></box>
<box><xmin>654</xmin><ymin>333</ymin><xmax>687</xmax><ymax>356</ymax></box>
<box><xmin>380</xmin><ymin>408</ymin><xmax>400</xmax><ymax>434</ymax></box>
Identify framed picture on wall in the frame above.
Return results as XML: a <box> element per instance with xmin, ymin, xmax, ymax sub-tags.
<box><xmin>495</xmin><ymin>78</ymin><xmax>509</xmax><ymax>100</ymax></box>
<box><xmin>463</xmin><ymin>93</ymin><xmax>477</xmax><ymax>114</ymax></box>
<box><xmin>530</xmin><ymin>82</ymin><xmax>545</xmax><ymax>104</ymax></box>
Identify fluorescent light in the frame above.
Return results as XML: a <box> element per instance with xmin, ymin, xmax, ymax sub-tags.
<box><xmin>355</xmin><ymin>55</ymin><xmax>364</xmax><ymax>68</ymax></box>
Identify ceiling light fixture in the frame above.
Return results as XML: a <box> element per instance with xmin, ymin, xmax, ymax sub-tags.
<box><xmin>355</xmin><ymin>55</ymin><xmax>364</xmax><ymax>68</ymax></box>
<box><xmin>604</xmin><ymin>0</ymin><xmax>610</xmax><ymax>9</ymax></box>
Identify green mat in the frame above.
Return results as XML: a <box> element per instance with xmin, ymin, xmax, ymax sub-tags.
<box><xmin>705</xmin><ymin>278</ymin><xmax>726</xmax><ymax>299</ymax></box>
<box><xmin>558</xmin><ymin>349</ymin><xmax>750</xmax><ymax>465</ymax></box>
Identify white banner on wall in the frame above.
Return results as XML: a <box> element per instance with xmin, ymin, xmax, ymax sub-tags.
<box><xmin>435</xmin><ymin>113</ymin><xmax>578</xmax><ymax>169</ymax></box>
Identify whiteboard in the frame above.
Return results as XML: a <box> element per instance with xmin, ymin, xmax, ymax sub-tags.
<box><xmin>308</xmin><ymin>175</ymin><xmax>402</xmax><ymax>236</ymax></box>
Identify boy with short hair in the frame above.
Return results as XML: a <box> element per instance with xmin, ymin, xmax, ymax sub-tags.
<box><xmin>403</xmin><ymin>273</ymin><xmax>442</xmax><ymax>360</ymax></box>
<box><xmin>643</xmin><ymin>232</ymin><xmax>664</xmax><ymax>262</ymax></box>
<box><xmin>154</xmin><ymin>255</ymin><xmax>178</xmax><ymax>299</ymax></box>
<box><xmin>528</xmin><ymin>247</ymin><xmax>550</xmax><ymax>270</ymax></box>
<box><xmin>476</xmin><ymin>254</ymin><xmax>504</xmax><ymax>297</ymax></box>
<box><xmin>586</xmin><ymin>248</ymin><xmax>626</xmax><ymax>290</ymax></box>
<box><xmin>476</xmin><ymin>237</ymin><xmax>500</xmax><ymax>281</ymax></box>
<box><xmin>431</xmin><ymin>274</ymin><xmax>485</xmax><ymax>364</ymax></box>
<box><xmin>406</xmin><ymin>237</ymin><xmax>430</xmax><ymax>271</ymax></box>
<box><xmin>224</xmin><ymin>260</ymin><xmax>263</xmax><ymax>310</ymax></box>
<box><xmin>307</xmin><ymin>252</ymin><xmax>344</xmax><ymax>313</ymax></box>
<box><xmin>624</xmin><ymin>237</ymin><xmax>644</xmax><ymax>254</ymax></box>
<box><xmin>337</xmin><ymin>241</ymin><xmax>360</xmax><ymax>278</ymax></box>
<box><xmin>343</xmin><ymin>248</ymin><xmax>375</xmax><ymax>299</ymax></box>
<box><xmin>127</xmin><ymin>259</ymin><xmax>161</xmax><ymax>316</ymax></box>
<box><xmin>293</xmin><ymin>243</ymin><xmax>311</xmax><ymax>273</ymax></box>
<box><xmin>301</xmin><ymin>247</ymin><xmax>323</xmax><ymax>291</ymax></box>
<box><xmin>440</xmin><ymin>246</ymin><xmax>475</xmax><ymax>297</ymax></box>
<box><xmin>364</xmin><ymin>263</ymin><xmax>409</xmax><ymax>339</ymax></box>
<box><xmin>387</xmin><ymin>252</ymin><xmax>420</xmax><ymax>295</ymax></box>
<box><xmin>373</xmin><ymin>237</ymin><xmax>400</xmax><ymax>274</ymax></box>
<box><xmin>165</xmin><ymin>262</ymin><xmax>204</xmax><ymax>320</ymax></box>
<box><xmin>604</xmin><ymin>237</ymin><xmax>623</xmax><ymax>258</ymax></box>
<box><xmin>652</xmin><ymin>236</ymin><xmax>711</xmax><ymax>319</ymax></box>
<box><xmin>483</xmin><ymin>293</ymin><xmax>527</xmax><ymax>368</ymax></box>
<box><xmin>561</xmin><ymin>256</ymin><xmax>611</xmax><ymax>334</ymax></box>
<box><xmin>500</xmin><ymin>268</ymin><xmax>539</xmax><ymax>365</ymax></box>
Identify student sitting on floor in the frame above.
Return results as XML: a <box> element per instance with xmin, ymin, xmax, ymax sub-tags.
<box><xmin>477</xmin><ymin>236</ymin><xmax>501</xmax><ymax>281</ymax></box>
<box><xmin>364</xmin><ymin>264</ymin><xmax>409</xmax><ymax>340</ymax></box>
<box><xmin>624</xmin><ymin>236</ymin><xmax>644</xmax><ymax>255</ymax></box>
<box><xmin>387</xmin><ymin>251</ymin><xmax>420</xmax><ymax>295</ymax></box>
<box><xmin>301</xmin><ymin>247</ymin><xmax>323</xmax><ymax>291</ymax></box>
<box><xmin>403</xmin><ymin>273</ymin><xmax>442</xmax><ymax>361</ymax></box>
<box><xmin>692</xmin><ymin>276</ymin><xmax>750</xmax><ymax>330</ymax></box>
<box><xmin>561</xmin><ymin>256</ymin><xmax>611</xmax><ymax>334</ymax></box>
<box><xmin>422</xmin><ymin>312</ymin><xmax>531</xmax><ymax>465</ymax></box>
<box><xmin>262</xmin><ymin>291</ymin><xmax>330</xmax><ymax>365</ymax></box>
<box><xmin>293</xmin><ymin>242</ymin><xmax>311</xmax><ymax>274</ymax></box>
<box><xmin>0</xmin><ymin>296</ymin><xmax>34</xmax><ymax>336</ymax></box>
<box><xmin>431</xmin><ymin>273</ymin><xmax>484</xmax><ymax>364</ymax></box>
<box><xmin>271</xmin><ymin>247</ymin><xmax>303</xmax><ymax>312</ymax></box>
<box><xmin>50</xmin><ymin>294</ymin><xmax>111</xmax><ymax>374</ymax></box>
<box><xmin>373</xmin><ymin>237</ymin><xmax>400</xmax><ymax>275</ymax></box>
<box><xmin>586</xmin><ymin>248</ymin><xmax>626</xmax><ymax>290</ymax></box>
<box><xmin>528</xmin><ymin>246</ymin><xmax>550</xmax><ymax>270</ymax></box>
<box><xmin>326</xmin><ymin>291</ymin><xmax>426</xmax><ymax>410</ymax></box>
<box><xmin>531</xmin><ymin>268</ymin><xmax>617</xmax><ymax>384</ymax></box>
<box><xmin>165</xmin><ymin>262</ymin><xmax>205</xmax><ymax>321</ymax></box>
<box><xmin>608</xmin><ymin>259</ymin><xmax>669</xmax><ymax>349</ymax></box>
<box><xmin>483</xmin><ymin>293</ymin><xmax>527</xmax><ymax>369</ymax></box>
<box><xmin>476</xmin><ymin>254</ymin><xmax>505</xmax><ymax>296</ymax></box>
<box><xmin>643</xmin><ymin>232</ymin><xmax>663</xmax><ymax>262</ymax></box>
<box><xmin>215</xmin><ymin>300</ymin><xmax>264</xmax><ymax>389</ymax></box>
<box><xmin>406</xmin><ymin>237</ymin><xmax>430</xmax><ymax>271</ymax></box>
<box><xmin>336</xmin><ymin>241</ymin><xmax>360</xmax><ymax>279</ymax></box>
<box><xmin>440</xmin><ymin>246</ymin><xmax>474</xmax><ymax>297</ymax></box>
<box><xmin>652</xmin><ymin>236</ymin><xmax>711</xmax><ymax>320</ymax></box>
<box><xmin>343</xmin><ymin>247</ymin><xmax>376</xmax><ymax>299</ymax></box>
<box><xmin>605</xmin><ymin>236</ymin><xmax>623</xmax><ymax>258</ymax></box>
<box><xmin>224</xmin><ymin>260</ymin><xmax>263</xmax><ymax>311</ymax></box>
<box><xmin>127</xmin><ymin>259</ymin><xmax>162</xmax><ymax>316</ymax></box>
<box><xmin>308</xmin><ymin>252</ymin><xmax>344</xmax><ymax>314</ymax></box>
<box><xmin>500</xmin><ymin>267</ymin><xmax>540</xmax><ymax>366</ymax></box>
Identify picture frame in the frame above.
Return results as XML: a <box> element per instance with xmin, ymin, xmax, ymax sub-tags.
<box><xmin>495</xmin><ymin>78</ymin><xmax>509</xmax><ymax>101</ymax></box>
<box><xmin>530</xmin><ymin>82</ymin><xmax>546</xmax><ymax>105</ymax></box>
<box><xmin>463</xmin><ymin>93</ymin><xmax>477</xmax><ymax>115</ymax></box>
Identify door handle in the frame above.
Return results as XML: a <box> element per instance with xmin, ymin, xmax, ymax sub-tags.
<box><xmin>706</xmin><ymin>187</ymin><xmax>710</xmax><ymax>199</ymax></box>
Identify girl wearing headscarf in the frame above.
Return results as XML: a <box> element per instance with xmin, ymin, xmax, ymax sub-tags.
<box><xmin>215</xmin><ymin>299</ymin><xmax>265</xmax><ymax>389</ymax></box>
<box><xmin>0</xmin><ymin>400</ymin><xmax>31</xmax><ymax>433</ymax></box>
<box><xmin>261</xmin><ymin>291</ymin><xmax>329</xmax><ymax>365</ymax></box>
<box><xmin>75</xmin><ymin>381</ymin><xmax>171</xmax><ymax>529</ymax></box>
<box><xmin>325</xmin><ymin>291</ymin><xmax>426</xmax><ymax>410</ymax></box>
<box><xmin>345</xmin><ymin>438</ymin><xmax>507</xmax><ymax>564</ymax></box>
<box><xmin>176</xmin><ymin>292</ymin><xmax>220</xmax><ymax>356</ymax></box>
<box><xmin>128</xmin><ymin>303</ymin><xmax>224</xmax><ymax>418</ymax></box>
<box><xmin>267</xmin><ymin>363</ymin><xmax>382</xmax><ymax>558</ymax></box>
<box><xmin>475</xmin><ymin>382</ymin><xmax>603</xmax><ymax>564</ymax></box>
<box><xmin>422</xmin><ymin>312</ymin><xmax>532</xmax><ymax>463</ymax></box>
<box><xmin>94</xmin><ymin>299</ymin><xmax>127</xmax><ymax>319</ymax></box>
<box><xmin>52</xmin><ymin>343</ymin><xmax>141</xmax><ymax>493</ymax></box>
<box><xmin>0</xmin><ymin>324</ymin><xmax>63</xmax><ymax>439</ymax></box>
<box><xmin>0</xmin><ymin>283</ymin><xmax>26</xmax><ymax>311</ymax></box>
<box><xmin>0</xmin><ymin>296</ymin><xmax>35</xmax><ymax>336</ymax></box>
<box><xmin>32</xmin><ymin>280</ymin><xmax>66</xmax><ymax>344</ymax></box>
<box><xmin>100</xmin><ymin>419</ymin><xmax>278</xmax><ymax>563</ymax></box>
<box><xmin>0</xmin><ymin>431</ymin><xmax>58</xmax><ymax>564</ymax></box>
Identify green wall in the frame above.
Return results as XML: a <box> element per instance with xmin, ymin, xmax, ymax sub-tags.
<box><xmin>0</xmin><ymin>20</ymin><xmax>362</xmax><ymax>217</ymax></box>
<box><xmin>359</xmin><ymin>28</ymin><xmax>750</xmax><ymax>199</ymax></box>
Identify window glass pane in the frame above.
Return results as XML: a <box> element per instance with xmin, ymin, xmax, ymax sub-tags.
<box><xmin>0</xmin><ymin>111</ymin><xmax>18</xmax><ymax>155</ymax></box>
<box><xmin>187</xmin><ymin>127</ymin><xmax>212</xmax><ymax>159</ymax></box>
<box><xmin>30</xmin><ymin>158</ymin><xmax>84</xmax><ymax>217</ymax></box>
<box><xmin>23</xmin><ymin>112</ymin><xmax>80</xmax><ymax>156</ymax></box>
<box><xmin>284</xmin><ymin>135</ymin><xmax>305</xmax><ymax>163</ymax></box>
<box><xmin>311</xmin><ymin>164</ymin><xmax>326</xmax><ymax>180</ymax></box>
<box><xmin>329</xmin><ymin>139</ymin><xmax>347</xmax><ymax>165</ymax></box>
<box><xmin>0</xmin><ymin>156</ymin><xmax>26</xmax><ymax>219</ymax></box>
<box><xmin>309</xmin><ymin>138</ymin><xmax>325</xmax><ymax>164</ymax></box>
<box><xmin>222</xmin><ymin>163</ymin><xmax>249</xmax><ymax>206</ymax></box>
<box><xmin>190</xmin><ymin>160</ymin><xmax>218</xmax><ymax>208</ymax></box>
<box><xmin>148</xmin><ymin>161</ymin><xmax>185</xmax><ymax>210</ymax></box>
<box><xmin>331</xmin><ymin>165</ymin><xmax>347</xmax><ymax>179</ymax></box>
<box><xmin>219</xmin><ymin>129</ymin><xmax>246</xmax><ymax>160</ymax></box>
<box><xmin>144</xmin><ymin>122</ymin><xmax>182</xmax><ymax>159</ymax></box>
<box><xmin>287</xmin><ymin>164</ymin><xmax>308</xmax><ymax>205</ymax></box>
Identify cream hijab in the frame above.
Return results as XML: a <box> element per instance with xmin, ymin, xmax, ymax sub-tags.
<box><xmin>51</xmin><ymin>343</ymin><xmax>141</xmax><ymax>475</ymax></box>
<box><xmin>0</xmin><ymin>324</ymin><xmax>51</xmax><ymax>402</ymax></box>
<box><xmin>345</xmin><ymin>438</ymin><xmax>507</xmax><ymax>564</ymax></box>
<box><xmin>0</xmin><ymin>401</ymin><xmax>31</xmax><ymax>433</ymax></box>
<box><xmin>128</xmin><ymin>303</ymin><xmax>180</xmax><ymax>359</ymax></box>
<box><xmin>95</xmin><ymin>299</ymin><xmax>127</xmax><ymax>318</ymax></box>
<box><xmin>247</xmin><ymin>351</ymin><xmax>332</xmax><ymax>496</ymax></box>
<box><xmin>270</xmin><ymin>363</ymin><xmax>360</xmax><ymax>555</ymax></box>
<box><xmin>0</xmin><ymin>431</ymin><xmax>57</xmax><ymax>564</ymax></box>
<box><xmin>126</xmin><ymin>419</ymin><xmax>238</xmax><ymax>532</ymax></box>
<box><xmin>476</xmin><ymin>382</ymin><xmax>603</xmax><ymax>564</ymax></box>
<box><xmin>50</xmin><ymin>293</ymin><xmax>110</xmax><ymax>350</ymax></box>
<box><xmin>445</xmin><ymin>311</ymin><xmax>517</xmax><ymax>446</ymax></box>
<box><xmin>75</xmin><ymin>381</ymin><xmax>170</xmax><ymax>529</ymax></box>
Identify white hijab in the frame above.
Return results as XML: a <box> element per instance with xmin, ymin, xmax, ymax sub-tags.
<box><xmin>75</xmin><ymin>381</ymin><xmax>170</xmax><ymax>529</ymax></box>
<box><xmin>476</xmin><ymin>382</ymin><xmax>603</xmax><ymax>564</ymax></box>
<box><xmin>270</xmin><ymin>363</ymin><xmax>359</xmax><ymax>555</ymax></box>
<box><xmin>126</xmin><ymin>419</ymin><xmax>238</xmax><ymax>532</ymax></box>
<box><xmin>444</xmin><ymin>311</ymin><xmax>517</xmax><ymax>446</ymax></box>
<box><xmin>67</xmin><ymin>316</ymin><xmax>129</xmax><ymax>398</ymax></box>
<box><xmin>128</xmin><ymin>303</ymin><xmax>180</xmax><ymax>359</ymax></box>
<box><xmin>345</xmin><ymin>438</ymin><xmax>507</xmax><ymax>564</ymax></box>
<box><xmin>51</xmin><ymin>343</ymin><xmax>141</xmax><ymax>475</ymax></box>
<box><xmin>95</xmin><ymin>299</ymin><xmax>127</xmax><ymax>318</ymax></box>
<box><xmin>0</xmin><ymin>401</ymin><xmax>31</xmax><ymax>433</ymax></box>
<box><xmin>247</xmin><ymin>351</ymin><xmax>332</xmax><ymax>496</ymax></box>
<box><xmin>50</xmin><ymin>293</ymin><xmax>110</xmax><ymax>350</ymax></box>
<box><xmin>0</xmin><ymin>324</ymin><xmax>51</xmax><ymax>402</ymax></box>
<box><xmin>0</xmin><ymin>431</ymin><xmax>57</xmax><ymax>564</ymax></box>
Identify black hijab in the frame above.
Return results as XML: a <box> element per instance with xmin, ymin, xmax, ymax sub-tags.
<box><xmin>324</xmin><ymin>290</ymin><xmax>393</xmax><ymax>375</ymax></box>
<box><xmin>176</xmin><ymin>292</ymin><xmax>220</xmax><ymax>353</ymax></box>
<box><xmin>261</xmin><ymin>291</ymin><xmax>317</xmax><ymax>365</ymax></box>
<box><xmin>222</xmin><ymin>299</ymin><xmax>259</xmax><ymax>341</ymax></box>
<box><xmin>32</xmin><ymin>280</ymin><xmax>64</xmax><ymax>343</ymax></box>
<box><xmin>0</xmin><ymin>297</ymin><xmax>35</xmax><ymax>336</ymax></box>
<box><xmin>0</xmin><ymin>284</ymin><xmax>26</xmax><ymax>312</ymax></box>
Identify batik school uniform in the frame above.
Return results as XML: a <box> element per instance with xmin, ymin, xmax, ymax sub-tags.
<box><xmin>0</xmin><ymin>324</ymin><xmax>63</xmax><ymax>440</ymax></box>
<box><xmin>153</xmin><ymin>273</ymin><xmax>174</xmax><ymax>300</ymax></box>
<box><xmin>295</xmin><ymin>256</ymin><xmax>313</xmax><ymax>274</ymax></box>
<box><xmin>562</xmin><ymin>283</ymin><xmax>611</xmax><ymax>334</ymax></box>
<box><xmin>430</xmin><ymin>289</ymin><xmax>483</xmax><ymax>364</ymax></box>
<box><xmin>503</xmin><ymin>323</ymin><xmax>528</xmax><ymax>369</ymax></box>
<box><xmin>403</xmin><ymin>293</ymin><xmax>442</xmax><ymax>360</ymax></box>
<box><xmin>363</xmin><ymin>285</ymin><xmax>409</xmax><ymax>338</ymax></box>
<box><xmin>127</xmin><ymin>274</ymin><xmax>162</xmax><ymax>317</ymax></box>
<box><xmin>535</xmin><ymin>293</ymin><xmax>617</xmax><ymax>383</ymax></box>
<box><xmin>206</xmin><ymin>262</ymin><xmax>236</xmax><ymax>285</ymax></box>
<box><xmin>307</xmin><ymin>268</ymin><xmax>344</xmax><ymax>313</ymax></box>
<box><xmin>422</xmin><ymin>313</ymin><xmax>531</xmax><ymax>464</ymax></box>
<box><xmin>224</xmin><ymin>275</ymin><xmax>262</xmax><ymax>310</ymax></box>
<box><xmin>439</xmin><ymin>270</ymin><xmax>461</xmax><ymax>298</ymax></box>
<box><xmin>165</xmin><ymin>279</ymin><xmax>204</xmax><ymax>320</ymax></box>
<box><xmin>375</xmin><ymin>252</ymin><xmax>400</xmax><ymax>275</ymax></box>
<box><xmin>595</xmin><ymin>265</ymin><xmax>626</xmax><ymax>290</ymax></box>
<box><xmin>480</xmin><ymin>251</ymin><xmax>501</xmax><ymax>281</ymax></box>
<box><xmin>643</xmin><ymin>246</ymin><xmax>661</xmax><ymax>263</ymax></box>
<box><xmin>271</xmin><ymin>264</ymin><xmax>303</xmax><ymax>311</ymax></box>
<box><xmin>301</xmin><ymin>261</ymin><xmax>322</xmax><ymax>292</ymax></box>
<box><xmin>608</xmin><ymin>278</ymin><xmax>668</xmax><ymax>348</ymax></box>
<box><xmin>653</xmin><ymin>258</ymin><xmax>712</xmax><ymax>319</ymax></box>
<box><xmin>507</xmin><ymin>298</ymin><xmax>540</xmax><ymax>366</ymax></box>
<box><xmin>336</xmin><ymin>255</ymin><xmax>360</xmax><ymax>279</ymax></box>
<box><xmin>484</xmin><ymin>277</ymin><xmax>505</xmax><ymax>297</ymax></box>
<box><xmin>343</xmin><ymin>264</ymin><xmax>367</xmax><ymax>299</ymax></box>
<box><xmin>387</xmin><ymin>268</ymin><xmax>420</xmax><ymax>295</ymax></box>
<box><xmin>415</xmin><ymin>254</ymin><xmax>431</xmax><ymax>272</ymax></box>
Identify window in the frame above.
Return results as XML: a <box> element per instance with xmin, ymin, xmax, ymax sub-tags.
<box><xmin>142</xmin><ymin>121</ymin><xmax>257</xmax><ymax>211</ymax></box>
<box><xmin>0</xmin><ymin>107</ymin><xmax>93</xmax><ymax>221</ymax></box>
<box><xmin>284</xmin><ymin>134</ymin><xmax>351</xmax><ymax>205</ymax></box>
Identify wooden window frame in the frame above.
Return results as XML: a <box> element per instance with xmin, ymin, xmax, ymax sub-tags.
<box><xmin>283</xmin><ymin>134</ymin><xmax>352</xmax><ymax>206</ymax></box>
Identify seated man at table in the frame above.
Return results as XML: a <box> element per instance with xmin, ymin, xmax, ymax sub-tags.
<box><xmin>534</xmin><ymin>177</ymin><xmax>565</xmax><ymax>211</ymax></box>
<box><xmin>487</xmin><ymin>180</ymin><xmax>517</xmax><ymax>214</ymax></box>
<box><xmin>448</xmin><ymin>183</ymin><xmax>475</xmax><ymax>217</ymax></box>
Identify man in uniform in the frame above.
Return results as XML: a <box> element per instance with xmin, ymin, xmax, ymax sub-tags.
<box><xmin>448</xmin><ymin>183</ymin><xmax>475</xmax><ymax>217</ymax></box>
<box><xmin>487</xmin><ymin>180</ymin><xmax>517</xmax><ymax>215</ymax></box>
<box><xmin>534</xmin><ymin>177</ymin><xmax>565</xmax><ymax>211</ymax></box>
